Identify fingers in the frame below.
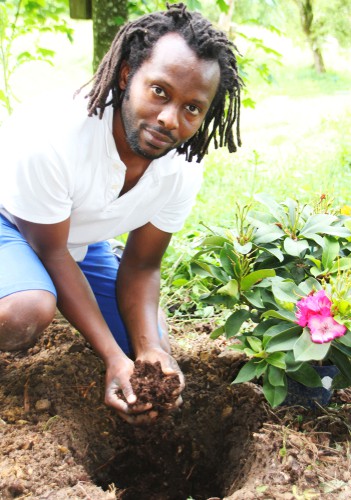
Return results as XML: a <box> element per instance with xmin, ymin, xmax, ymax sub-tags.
<box><xmin>117</xmin><ymin>409</ymin><xmax>159</xmax><ymax>426</ymax></box>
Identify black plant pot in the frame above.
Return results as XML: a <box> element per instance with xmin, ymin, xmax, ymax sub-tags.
<box><xmin>283</xmin><ymin>365</ymin><xmax>339</xmax><ymax>408</ymax></box>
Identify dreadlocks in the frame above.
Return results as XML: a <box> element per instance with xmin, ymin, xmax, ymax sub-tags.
<box><xmin>84</xmin><ymin>2</ymin><xmax>242</xmax><ymax>162</ymax></box>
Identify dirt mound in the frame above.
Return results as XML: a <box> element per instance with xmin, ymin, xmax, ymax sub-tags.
<box><xmin>0</xmin><ymin>314</ymin><xmax>350</xmax><ymax>499</ymax></box>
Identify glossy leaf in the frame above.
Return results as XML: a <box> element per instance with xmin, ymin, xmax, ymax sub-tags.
<box><xmin>329</xmin><ymin>258</ymin><xmax>351</xmax><ymax>274</ymax></box>
<box><xmin>210</xmin><ymin>325</ymin><xmax>225</xmax><ymax>340</ymax></box>
<box><xmin>263</xmin><ymin>375</ymin><xmax>288</xmax><ymax>407</ymax></box>
<box><xmin>262</xmin><ymin>309</ymin><xmax>296</xmax><ymax>322</ymax></box>
<box><xmin>266</xmin><ymin>352</ymin><xmax>286</xmax><ymax>369</ymax></box>
<box><xmin>218</xmin><ymin>279</ymin><xmax>239</xmax><ymax>299</ymax></box>
<box><xmin>293</xmin><ymin>328</ymin><xmax>331</xmax><ymax>361</ymax></box>
<box><xmin>268</xmin><ymin>365</ymin><xmax>286</xmax><ymax>387</ymax></box>
<box><xmin>232</xmin><ymin>360</ymin><xmax>257</xmax><ymax>383</ymax></box>
<box><xmin>287</xmin><ymin>364</ymin><xmax>322</xmax><ymax>387</ymax></box>
<box><xmin>241</xmin><ymin>269</ymin><xmax>276</xmax><ymax>291</ymax></box>
<box><xmin>271</xmin><ymin>280</ymin><xmax>300</xmax><ymax>304</ymax></box>
<box><xmin>253</xmin><ymin>224</ymin><xmax>285</xmax><ymax>244</ymax></box>
<box><xmin>322</xmin><ymin>236</ymin><xmax>340</xmax><ymax>270</ymax></box>
<box><xmin>246</xmin><ymin>336</ymin><xmax>262</xmax><ymax>353</ymax></box>
<box><xmin>329</xmin><ymin>347</ymin><xmax>351</xmax><ymax>385</ymax></box>
<box><xmin>300</xmin><ymin>214</ymin><xmax>338</xmax><ymax>236</ymax></box>
<box><xmin>225</xmin><ymin>309</ymin><xmax>251</xmax><ymax>338</ymax></box>
<box><xmin>266</xmin><ymin>326</ymin><xmax>301</xmax><ymax>353</ymax></box>
<box><xmin>298</xmin><ymin>277</ymin><xmax>322</xmax><ymax>295</ymax></box>
<box><xmin>284</xmin><ymin>238</ymin><xmax>309</xmax><ymax>257</ymax></box>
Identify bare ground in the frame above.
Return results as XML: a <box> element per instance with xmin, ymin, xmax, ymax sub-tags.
<box><xmin>0</xmin><ymin>313</ymin><xmax>351</xmax><ymax>500</ymax></box>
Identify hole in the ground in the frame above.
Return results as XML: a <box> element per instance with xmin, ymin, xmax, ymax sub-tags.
<box><xmin>86</xmin><ymin>356</ymin><xmax>266</xmax><ymax>500</ymax></box>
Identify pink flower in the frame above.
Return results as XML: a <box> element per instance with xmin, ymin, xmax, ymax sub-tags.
<box><xmin>296</xmin><ymin>290</ymin><xmax>332</xmax><ymax>327</ymax></box>
<box><xmin>308</xmin><ymin>314</ymin><xmax>347</xmax><ymax>343</ymax></box>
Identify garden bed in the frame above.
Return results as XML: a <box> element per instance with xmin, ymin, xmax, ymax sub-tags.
<box><xmin>0</xmin><ymin>313</ymin><xmax>350</xmax><ymax>499</ymax></box>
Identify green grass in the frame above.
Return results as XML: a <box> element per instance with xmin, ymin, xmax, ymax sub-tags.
<box><xmin>180</xmin><ymin>75</ymin><xmax>351</xmax><ymax>236</ymax></box>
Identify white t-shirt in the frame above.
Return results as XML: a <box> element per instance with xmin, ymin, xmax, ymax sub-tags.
<box><xmin>0</xmin><ymin>92</ymin><xmax>203</xmax><ymax>261</ymax></box>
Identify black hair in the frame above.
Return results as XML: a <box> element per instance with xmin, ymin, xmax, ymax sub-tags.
<box><xmin>83</xmin><ymin>2</ymin><xmax>242</xmax><ymax>162</ymax></box>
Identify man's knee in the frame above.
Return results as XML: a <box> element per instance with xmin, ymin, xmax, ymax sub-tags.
<box><xmin>0</xmin><ymin>291</ymin><xmax>56</xmax><ymax>351</ymax></box>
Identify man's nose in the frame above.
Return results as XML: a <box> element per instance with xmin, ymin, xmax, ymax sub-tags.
<box><xmin>157</xmin><ymin>104</ymin><xmax>179</xmax><ymax>130</ymax></box>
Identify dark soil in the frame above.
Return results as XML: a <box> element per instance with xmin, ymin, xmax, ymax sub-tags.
<box><xmin>127</xmin><ymin>360</ymin><xmax>180</xmax><ymax>409</ymax></box>
<box><xmin>1</xmin><ymin>312</ymin><xmax>351</xmax><ymax>500</ymax></box>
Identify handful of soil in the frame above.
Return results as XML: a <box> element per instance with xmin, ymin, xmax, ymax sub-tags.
<box><xmin>124</xmin><ymin>360</ymin><xmax>180</xmax><ymax>411</ymax></box>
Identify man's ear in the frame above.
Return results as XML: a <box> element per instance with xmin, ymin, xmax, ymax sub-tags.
<box><xmin>119</xmin><ymin>61</ymin><xmax>130</xmax><ymax>91</ymax></box>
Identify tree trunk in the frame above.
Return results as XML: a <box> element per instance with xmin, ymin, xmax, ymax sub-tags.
<box><xmin>293</xmin><ymin>0</ymin><xmax>326</xmax><ymax>73</ymax></box>
<box><xmin>218</xmin><ymin>0</ymin><xmax>235</xmax><ymax>37</ymax></box>
<box><xmin>92</xmin><ymin>0</ymin><xmax>128</xmax><ymax>71</ymax></box>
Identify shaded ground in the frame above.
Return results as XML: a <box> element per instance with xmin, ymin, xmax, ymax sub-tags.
<box><xmin>0</xmin><ymin>313</ymin><xmax>351</xmax><ymax>499</ymax></box>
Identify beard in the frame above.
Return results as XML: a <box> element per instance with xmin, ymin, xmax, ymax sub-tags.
<box><xmin>120</xmin><ymin>91</ymin><xmax>176</xmax><ymax>161</ymax></box>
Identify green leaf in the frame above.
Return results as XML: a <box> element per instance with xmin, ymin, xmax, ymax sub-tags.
<box><xmin>329</xmin><ymin>346</ymin><xmax>351</xmax><ymax>385</ymax></box>
<box><xmin>263</xmin><ymin>246</ymin><xmax>284</xmax><ymax>262</ymax></box>
<box><xmin>300</xmin><ymin>214</ymin><xmax>338</xmax><ymax>237</ymax></box>
<box><xmin>272</xmin><ymin>280</ymin><xmax>300</xmax><ymax>304</ymax></box>
<box><xmin>298</xmin><ymin>277</ymin><xmax>322</xmax><ymax>296</ymax></box>
<box><xmin>337</xmin><ymin>331</ymin><xmax>351</xmax><ymax>347</ymax></box>
<box><xmin>266</xmin><ymin>326</ymin><xmax>301</xmax><ymax>353</ymax></box>
<box><xmin>287</xmin><ymin>364</ymin><xmax>322</xmax><ymax>387</ymax></box>
<box><xmin>220</xmin><ymin>244</ymin><xmax>239</xmax><ymax>277</ymax></box>
<box><xmin>263</xmin><ymin>374</ymin><xmax>288</xmax><ymax>407</ymax></box>
<box><xmin>329</xmin><ymin>257</ymin><xmax>351</xmax><ymax>274</ymax></box>
<box><xmin>253</xmin><ymin>319</ymin><xmax>279</xmax><ymax>337</ymax></box>
<box><xmin>322</xmin><ymin>236</ymin><xmax>340</xmax><ymax>270</ymax></box>
<box><xmin>201</xmin><ymin>235</ymin><xmax>228</xmax><ymax>247</ymax></box>
<box><xmin>210</xmin><ymin>325</ymin><xmax>225</xmax><ymax>340</ymax></box>
<box><xmin>225</xmin><ymin>309</ymin><xmax>251</xmax><ymax>338</ymax></box>
<box><xmin>263</xmin><ymin>321</ymin><xmax>296</xmax><ymax>340</ymax></box>
<box><xmin>216</xmin><ymin>0</ymin><xmax>230</xmax><ymax>13</ymax></box>
<box><xmin>255</xmin><ymin>361</ymin><xmax>268</xmax><ymax>378</ymax></box>
<box><xmin>172</xmin><ymin>278</ymin><xmax>188</xmax><ymax>287</ymax></box>
<box><xmin>243</xmin><ymin>289</ymin><xmax>264</xmax><ymax>308</ymax></box>
<box><xmin>247</xmin><ymin>336</ymin><xmax>262</xmax><ymax>353</ymax></box>
<box><xmin>332</xmin><ymin>341</ymin><xmax>351</xmax><ymax>358</ymax></box>
<box><xmin>218</xmin><ymin>279</ymin><xmax>239</xmax><ymax>298</ymax></box>
<box><xmin>268</xmin><ymin>365</ymin><xmax>286</xmax><ymax>387</ymax></box>
<box><xmin>266</xmin><ymin>352</ymin><xmax>286</xmax><ymax>369</ymax></box>
<box><xmin>254</xmin><ymin>193</ymin><xmax>289</xmax><ymax>225</ymax></box>
<box><xmin>293</xmin><ymin>328</ymin><xmax>331</xmax><ymax>362</ymax></box>
<box><xmin>253</xmin><ymin>224</ymin><xmax>285</xmax><ymax>244</ymax></box>
<box><xmin>241</xmin><ymin>269</ymin><xmax>275</xmax><ymax>291</ymax></box>
<box><xmin>233</xmin><ymin>240</ymin><xmax>252</xmax><ymax>255</ymax></box>
<box><xmin>283</xmin><ymin>238</ymin><xmax>309</xmax><ymax>257</ymax></box>
<box><xmin>232</xmin><ymin>360</ymin><xmax>257</xmax><ymax>383</ymax></box>
<box><xmin>262</xmin><ymin>309</ymin><xmax>296</xmax><ymax>322</ymax></box>
<box><xmin>192</xmin><ymin>261</ymin><xmax>226</xmax><ymax>282</ymax></box>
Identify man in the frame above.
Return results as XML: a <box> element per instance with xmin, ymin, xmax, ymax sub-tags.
<box><xmin>0</xmin><ymin>3</ymin><xmax>241</xmax><ymax>424</ymax></box>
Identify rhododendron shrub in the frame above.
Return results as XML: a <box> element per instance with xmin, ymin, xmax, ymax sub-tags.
<box><xmin>192</xmin><ymin>194</ymin><xmax>351</xmax><ymax>406</ymax></box>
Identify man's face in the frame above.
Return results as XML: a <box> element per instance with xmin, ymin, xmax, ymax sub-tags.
<box><xmin>118</xmin><ymin>33</ymin><xmax>220</xmax><ymax>160</ymax></box>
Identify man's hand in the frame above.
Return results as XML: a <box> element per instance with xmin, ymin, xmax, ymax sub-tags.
<box><xmin>104</xmin><ymin>356</ymin><xmax>158</xmax><ymax>425</ymax></box>
<box><xmin>137</xmin><ymin>346</ymin><xmax>185</xmax><ymax>411</ymax></box>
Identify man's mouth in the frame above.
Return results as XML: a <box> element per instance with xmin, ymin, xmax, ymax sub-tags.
<box><xmin>144</xmin><ymin>127</ymin><xmax>175</xmax><ymax>149</ymax></box>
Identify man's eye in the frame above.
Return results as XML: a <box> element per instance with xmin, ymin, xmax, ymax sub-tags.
<box><xmin>186</xmin><ymin>104</ymin><xmax>200</xmax><ymax>116</ymax></box>
<box><xmin>152</xmin><ymin>86</ymin><xmax>166</xmax><ymax>97</ymax></box>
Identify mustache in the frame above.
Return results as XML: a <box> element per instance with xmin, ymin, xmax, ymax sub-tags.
<box><xmin>143</xmin><ymin>124</ymin><xmax>176</xmax><ymax>143</ymax></box>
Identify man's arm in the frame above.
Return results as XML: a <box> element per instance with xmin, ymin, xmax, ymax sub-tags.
<box><xmin>116</xmin><ymin>222</ymin><xmax>185</xmax><ymax>397</ymax></box>
<box><xmin>13</xmin><ymin>216</ymin><xmax>152</xmax><ymax>422</ymax></box>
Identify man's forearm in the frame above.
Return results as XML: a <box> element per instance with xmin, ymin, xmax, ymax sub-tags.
<box><xmin>42</xmin><ymin>252</ymin><xmax>126</xmax><ymax>364</ymax></box>
<box><xmin>116</xmin><ymin>263</ymin><xmax>162</xmax><ymax>356</ymax></box>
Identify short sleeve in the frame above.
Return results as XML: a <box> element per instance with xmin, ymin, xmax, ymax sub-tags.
<box><xmin>0</xmin><ymin>105</ymin><xmax>73</xmax><ymax>224</ymax></box>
